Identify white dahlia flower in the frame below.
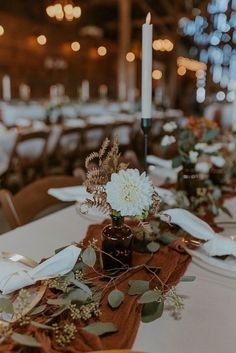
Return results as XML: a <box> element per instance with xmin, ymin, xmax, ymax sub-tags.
<box><xmin>161</xmin><ymin>135</ymin><xmax>176</xmax><ymax>147</ymax></box>
<box><xmin>189</xmin><ymin>150</ymin><xmax>199</xmax><ymax>163</ymax></box>
<box><xmin>210</xmin><ymin>155</ymin><xmax>225</xmax><ymax>168</ymax></box>
<box><xmin>195</xmin><ymin>161</ymin><xmax>211</xmax><ymax>174</ymax></box>
<box><xmin>163</xmin><ymin>121</ymin><xmax>177</xmax><ymax>133</ymax></box>
<box><xmin>105</xmin><ymin>169</ymin><xmax>154</xmax><ymax>216</ymax></box>
<box><xmin>195</xmin><ymin>142</ymin><xmax>207</xmax><ymax>151</ymax></box>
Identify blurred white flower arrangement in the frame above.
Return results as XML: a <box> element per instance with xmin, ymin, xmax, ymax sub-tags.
<box><xmin>163</xmin><ymin>121</ymin><xmax>177</xmax><ymax>133</ymax></box>
<box><xmin>160</xmin><ymin>135</ymin><xmax>176</xmax><ymax>147</ymax></box>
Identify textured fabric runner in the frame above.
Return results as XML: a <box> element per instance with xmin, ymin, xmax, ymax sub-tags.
<box><xmin>0</xmin><ymin>221</ymin><xmax>191</xmax><ymax>353</ymax></box>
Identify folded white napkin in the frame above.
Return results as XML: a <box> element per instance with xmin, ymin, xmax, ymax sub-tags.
<box><xmin>204</xmin><ymin>143</ymin><xmax>223</xmax><ymax>154</ymax></box>
<box><xmin>0</xmin><ymin>245</ymin><xmax>81</xmax><ymax>295</ymax></box>
<box><xmin>147</xmin><ymin>155</ymin><xmax>173</xmax><ymax>169</ymax></box>
<box><xmin>161</xmin><ymin>208</ymin><xmax>236</xmax><ymax>258</ymax></box>
<box><xmin>155</xmin><ymin>187</ymin><xmax>176</xmax><ymax>206</ymax></box>
<box><xmin>149</xmin><ymin>166</ymin><xmax>178</xmax><ymax>186</ymax></box>
<box><xmin>48</xmin><ymin>186</ymin><xmax>90</xmax><ymax>202</ymax></box>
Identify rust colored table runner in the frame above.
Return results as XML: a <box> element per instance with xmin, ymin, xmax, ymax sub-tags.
<box><xmin>0</xmin><ymin>221</ymin><xmax>191</xmax><ymax>353</ymax></box>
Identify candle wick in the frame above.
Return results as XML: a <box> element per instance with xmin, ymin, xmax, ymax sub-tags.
<box><xmin>146</xmin><ymin>12</ymin><xmax>151</xmax><ymax>24</ymax></box>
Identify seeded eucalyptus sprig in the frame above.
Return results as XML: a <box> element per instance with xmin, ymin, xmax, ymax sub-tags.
<box><xmin>0</xmin><ymin>241</ymin><xmax>193</xmax><ymax>349</ymax></box>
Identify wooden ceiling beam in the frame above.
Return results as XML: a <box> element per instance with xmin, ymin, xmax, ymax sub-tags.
<box><xmin>158</xmin><ymin>0</ymin><xmax>173</xmax><ymax>15</ymax></box>
<box><xmin>135</xmin><ymin>0</ymin><xmax>175</xmax><ymax>33</ymax></box>
<box><xmin>105</xmin><ymin>15</ymin><xmax>174</xmax><ymax>31</ymax></box>
<box><xmin>81</xmin><ymin>0</ymin><xmax>118</xmax><ymax>7</ymax></box>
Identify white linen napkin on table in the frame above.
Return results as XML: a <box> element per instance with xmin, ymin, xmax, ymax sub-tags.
<box><xmin>147</xmin><ymin>155</ymin><xmax>173</xmax><ymax>169</ymax></box>
<box><xmin>160</xmin><ymin>208</ymin><xmax>236</xmax><ymax>258</ymax></box>
<box><xmin>48</xmin><ymin>185</ymin><xmax>90</xmax><ymax>202</ymax></box>
<box><xmin>155</xmin><ymin>187</ymin><xmax>176</xmax><ymax>206</ymax></box>
<box><xmin>147</xmin><ymin>155</ymin><xmax>182</xmax><ymax>186</ymax></box>
<box><xmin>0</xmin><ymin>245</ymin><xmax>81</xmax><ymax>295</ymax></box>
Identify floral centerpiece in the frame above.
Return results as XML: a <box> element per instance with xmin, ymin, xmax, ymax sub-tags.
<box><xmin>0</xmin><ymin>139</ymin><xmax>194</xmax><ymax>351</ymax></box>
<box><xmin>159</xmin><ymin>116</ymin><xmax>233</xmax><ymax>219</ymax></box>
<box><xmin>80</xmin><ymin>137</ymin><xmax>161</xmax><ymax>267</ymax></box>
<box><xmin>161</xmin><ymin>116</ymin><xmax>220</xmax><ymax>168</ymax></box>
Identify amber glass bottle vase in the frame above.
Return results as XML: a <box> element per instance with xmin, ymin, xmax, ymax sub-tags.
<box><xmin>101</xmin><ymin>215</ymin><xmax>133</xmax><ymax>272</ymax></box>
<box><xmin>177</xmin><ymin>162</ymin><xmax>201</xmax><ymax>197</ymax></box>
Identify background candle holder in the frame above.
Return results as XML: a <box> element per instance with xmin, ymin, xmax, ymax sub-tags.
<box><xmin>141</xmin><ymin>118</ymin><xmax>152</xmax><ymax>172</ymax></box>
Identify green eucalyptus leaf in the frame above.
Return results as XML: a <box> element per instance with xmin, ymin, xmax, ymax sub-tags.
<box><xmin>202</xmin><ymin>128</ymin><xmax>220</xmax><ymax>142</ymax></box>
<box><xmin>128</xmin><ymin>280</ymin><xmax>150</xmax><ymax>296</ymax></box>
<box><xmin>67</xmin><ymin>288</ymin><xmax>90</xmax><ymax>303</ymax></box>
<box><xmin>221</xmin><ymin>206</ymin><xmax>232</xmax><ymax>218</ymax></box>
<box><xmin>138</xmin><ymin>290</ymin><xmax>161</xmax><ymax>304</ymax></box>
<box><xmin>159</xmin><ymin>232</ymin><xmax>178</xmax><ymax>245</ymax></box>
<box><xmin>31</xmin><ymin>321</ymin><xmax>53</xmax><ymax>330</ymax></box>
<box><xmin>12</xmin><ymin>333</ymin><xmax>41</xmax><ymax>348</ymax></box>
<box><xmin>29</xmin><ymin>304</ymin><xmax>47</xmax><ymax>316</ymax></box>
<box><xmin>108</xmin><ymin>289</ymin><xmax>124</xmax><ymax>309</ymax></box>
<box><xmin>92</xmin><ymin>290</ymin><xmax>102</xmax><ymax>303</ymax></box>
<box><xmin>64</xmin><ymin>271</ymin><xmax>75</xmax><ymax>281</ymax></box>
<box><xmin>146</xmin><ymin>241</ymin><xmax>160</xmax><ymax>253</ymax></box>
<box><xmin>0</xmin><ymin>297</ymin><xmax>14</xmax><ymax>314</ymax></box>
<box><xmin>47</xmin><ymin>298</ymin><xmax>70</xmax><ymax>306</ymax></box>
<box><xmin>83</xmin><ymin>322</ymin><xmax>118</xmax><ymax>336</ymax></box>
<box><xmin>73</xmin><ymin>262</ymin><xmax>86</xmax><ymax>272</ymax></box>
<box><xmin>141</xmin><ymin>299</ymin><xmax>164</xmax><ymax>323</ymax></box>
<box><xmin>180</xmin><ymin>275</ymin><xmax>196</xmax><ymax>282</ymax></box>
<box><xmin>212</xmin><ymin>187</ymin><xmax>222</xmax><ymax>200</ymax></box>
<box><xmin>172</xmin><ymin>156</ymin><xmax>182</xmax><ymax>169</ymax></box>
<box><xmin>70</xmin><ymin>279</ymin><xmax>92</xmax><ymax>296</ymax></box>
<box><xmin>51</xmin><ymin>304</ymin><xmax>69</xmax><ymax>317</ymax></box>
<box><xmin>82</xmin><ymin>246</ymin><xmax>96</xmax><ymax>267</ymax></box>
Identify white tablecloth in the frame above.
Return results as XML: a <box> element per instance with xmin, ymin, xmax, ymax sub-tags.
<box><xmin>0</xmin><ymin>202</ymin><xmax>235</xmax><ymax>353</ymax></box>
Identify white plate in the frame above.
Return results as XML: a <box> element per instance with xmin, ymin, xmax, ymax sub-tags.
<box><xmin>186</xmin><ymin>247</ymin><xmax>236</xmax><ymax>279</ymax></box>
<box><xmin>185</xmin><ymin>227</ymin><xmax>236</xmax><ymax>279</ymax></box>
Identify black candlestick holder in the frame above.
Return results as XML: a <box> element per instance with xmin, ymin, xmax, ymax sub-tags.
<box><xmin>141</xmin><ymin>118</ymin><xmax>152</xmax><ymax>172</ymax></box>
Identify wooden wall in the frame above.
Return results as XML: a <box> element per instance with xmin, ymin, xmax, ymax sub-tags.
<box><xmin>0</xmin><ymin>12</ymin><xmax>118</xmax><ymax>99</ymax></box>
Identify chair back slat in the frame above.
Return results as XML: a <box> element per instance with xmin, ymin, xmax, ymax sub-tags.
<box><xmin>0</xmin><ymin>175</ymin><xmax>83</xmax><ymax>229</ymax></box>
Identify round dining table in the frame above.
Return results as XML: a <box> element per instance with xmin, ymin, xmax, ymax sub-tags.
<box><xmin>0</xmin><ymin>200</ymin><xmax>235</xmax><ymax>353</ymax></box>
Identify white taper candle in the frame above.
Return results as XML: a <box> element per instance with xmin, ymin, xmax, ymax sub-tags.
<box><xmin>141</xmin><ymin>13</ymin><xmax>153</xmax><ymax>120</ymax></box>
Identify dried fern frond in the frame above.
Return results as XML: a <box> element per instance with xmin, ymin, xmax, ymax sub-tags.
<box><xmin>85</xmin><ymin>152</ymin><xmax>99</xmax><ymax>169</ymax></box>
<box><xmin>150</xmin><ymin>191</ymin><xmax>162</xmax><ymax>215</ymax></box>
<box><xmin>118</xmin><ymin>162</ymin><xmax>129</xmax><ymax>171</ymax></box>
<box><xmin>138</xmin><ymin>221</ymin><xmax>153</xmax><ymax>236</ymax></box>
<box><xmin>81</xmin><ymin>195</ymin><xmax>111</xmax><ymax>215</ymax></box>
<box><xmin>99</xmin><ymin>137</ymin><xmax>110</xmax><ymax>159</ymax></box>
<box><xmin>86</xmin><ymin>167</ymin><xmax>101</xmax><ymax>179</ymax></box>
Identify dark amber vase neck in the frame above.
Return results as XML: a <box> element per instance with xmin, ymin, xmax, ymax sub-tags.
<box><xmin>183</xmin><ymin>162</ymin><xmax>195</xmax><ymax>170</ymax></box>
<box><xmin>111</xmin><ymin>215</ymin><xmax>124</xmax><ymax>228</ymax></box>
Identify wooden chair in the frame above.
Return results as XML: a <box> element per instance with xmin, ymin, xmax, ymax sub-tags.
<box><xmin>82</xmin><ymin>124</ymin><xmax>112</xmax><ymax>156</ymax></box>
<box><xmin>111</xmin><ymin>121</ymin><xmax>135</xmax><ymax>152</ymax></box>
<box><xmin>0</xmin><ymin>175</ymin><xmax>83</xmax><ymax>229</ymax></box>
<box><xmin>53</xmin><ymin>126</ymin><xmax>83</xmax><ymax>174</ymax></box>
<box><xmin>2</xmin><ymin>129</ymin><xmax>49</xmax><ymax>188</ymax></box>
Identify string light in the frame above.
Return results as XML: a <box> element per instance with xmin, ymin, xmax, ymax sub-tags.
<box><xmin>46</xmin><ymin>1</ymin><xmax>81</xmax><ymax>22</ymax></box>
<box><xmin>97</xmin><ymin>46</ymin><xmax>107</xmax><ymax>56</ymax></box>
<box><xmin>177</xmin><ymin>66</ymin><xmax>187</xmax><ymax>76</ymax></box>
<box><xmin>153</xmin><ymin>39</ymin><xmax>174</xmax><ymax>52</ymax></box>
<box><xmin>71</xmin><ymin>41</ymin><xmax>80</xmax><ymax>52</ymax></box>
<box><xmin>177</xmin><ymin>56</ymin><xmax>206</xmax><ymax>72</ymax></box>
<box><xmin>152</xmin><ymin>69</ymin><xmax>162</xmax><ymax>80</ymax></box>
<box><xmin>216</xmin><ymin>91</ymin><xmax>225</xmax><ymax>101</ymax></box>
<box><xmin>126</xmin><ymin>52</ymin><xmax>135</xmax><ymax>62</ymax></box>
<box><xmin>37</xmin><ymin>35</ymin><xmax>47</xmax><ymax>45</ymax></box>
<box><xmin>0</xmin><ymin>25</ymin><xmax>4</xmax><ymax>36</ymax></box>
